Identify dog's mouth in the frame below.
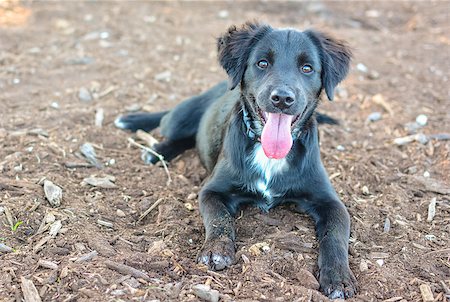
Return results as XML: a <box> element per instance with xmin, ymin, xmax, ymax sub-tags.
<box><xmin>255</xmin><ymin>107</ymin><xmax>307</xmax><ymax>159</ymax></box>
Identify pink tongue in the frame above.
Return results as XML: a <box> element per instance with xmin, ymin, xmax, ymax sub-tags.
<box><xmin>261</xmin><ymin>113</ymin><xmax>293</xmax><ymax>159</ymax></box>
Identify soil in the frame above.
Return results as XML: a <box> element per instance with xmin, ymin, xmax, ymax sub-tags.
<box><xmin>0</xmin><ymin>1</ymin><xmax>449</xmax><ymax>301</ymax></box>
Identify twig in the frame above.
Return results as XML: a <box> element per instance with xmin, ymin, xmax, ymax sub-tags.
<box><xmin>104</xmin><ymin>260</ymin><xmax>150</xmax><ymax>281</ymax></box>
<box><xmin>137</xmin><ymin>198</ymin><xmax>164</xmax><ymax>223</ymax></box>
<box><xmin>127</xmin><ymin>137</ymin><xmax>172</xmax><ymax>185</ymax></box>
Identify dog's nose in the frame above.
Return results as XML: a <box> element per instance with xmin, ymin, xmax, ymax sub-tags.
<box><xmin>270</xmin><ymin>89</ymin><xmax>295</xmax><ymax>109</ymax></box>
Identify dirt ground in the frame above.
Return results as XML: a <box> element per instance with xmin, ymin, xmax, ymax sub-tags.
<box><xmin>0</xmin><ymin>1</ymin><xmax>449</xmax><ymax>301</ymax></box>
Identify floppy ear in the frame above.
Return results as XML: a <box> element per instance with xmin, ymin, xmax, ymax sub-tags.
<box><xmin>305</xmin><ymin>31</ymin><xmax>352</xmax><ymax>101</ymax></box>
<box><xmin>217</xmin><ymin>22</ymin><xmax>272</xmax><ymax>90</ymax></box>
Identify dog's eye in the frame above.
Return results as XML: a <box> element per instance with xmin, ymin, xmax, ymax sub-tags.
<box><xmin>257</xmin><ymin>60</ymin><xmax>269</xmax><ymax>69</ymax></box>
<box><xmin>301</xmin><ymin>64</ymin><xmax>314</xmax><ymax>74</ymax></box>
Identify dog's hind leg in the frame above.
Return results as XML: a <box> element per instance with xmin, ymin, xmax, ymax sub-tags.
<box><xmin>122</xmin><ymin>81</ymin><xmax>228</xmax><ymax>164</ymax></box>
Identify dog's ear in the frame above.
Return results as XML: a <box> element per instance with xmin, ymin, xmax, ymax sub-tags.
<box><xmin>306</xmin><ymin>31</ymin><xmax>352</xmax><ymax>101</ymax></box>
<box><xmin>218</xmin><ymin>22</ymin><xmax>272</xmax><ymax>90</ymax></box>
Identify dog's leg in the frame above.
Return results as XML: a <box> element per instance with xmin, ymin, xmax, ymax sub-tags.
<box><xmin>142</xmin><ymin>136</ymin><xmax>196</xmax><ymax>164</ymax></box>
<box><xmin>197</xmin><ymin>190</ymin><xmax>236</xmax><ymax>271</ymax></box>
<box><xmin>298</xmin><ymin>197</ymin><xmax>357</xmax><ymax>299</ymax></box>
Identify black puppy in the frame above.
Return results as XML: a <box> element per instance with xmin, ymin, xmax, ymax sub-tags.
<box><xmin>116</xmin><ymin>22</ymin><xmax>356</xmax><ymax>299</ymax></box>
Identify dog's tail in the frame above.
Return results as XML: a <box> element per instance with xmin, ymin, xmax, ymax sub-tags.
<box><xmin>316</xmin><ymin>112</ymin><xmax>339</xmax><ymax>125</ymax></box>
<box><xmin>114</xmin><ymin>111</ymin><xmax>169</xmax><ymax>132</ymax></box>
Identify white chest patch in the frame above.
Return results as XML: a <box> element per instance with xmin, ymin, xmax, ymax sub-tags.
<box><xmin>250</xmin><ymin>145</ymin><xmax>288</xmax><ymax>199</ymax></box>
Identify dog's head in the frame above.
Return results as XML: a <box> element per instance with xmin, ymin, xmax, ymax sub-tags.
<box><xmin>217</xmin><ymin>22</ymin><xmax>352</xmax><ymax>159</ymax></box>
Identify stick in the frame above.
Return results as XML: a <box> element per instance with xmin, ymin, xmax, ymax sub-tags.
<box><xmin>104</xmin><ymin>260</ymin><xmax>150</xmax><ymax>281</ymax></box>
<box><xmin>20</xmin><ymin>277</ymin><xmax>42</xmax><ymax>302</ymax></box>
<box><xmin>137</xmin><ymin>198</ymin><xmax>164</xmax><ymax>223</ymax></box>
<box><xmin>127</xmin><ymin>137</ymin><xmax>172</xmax><ymax>185</ymax></box>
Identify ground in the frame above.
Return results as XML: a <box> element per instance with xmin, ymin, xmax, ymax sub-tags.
<box><xmin>0</xmin><ymin>1</ymin><xmax>449</xmax><ymax>301</ymax></box>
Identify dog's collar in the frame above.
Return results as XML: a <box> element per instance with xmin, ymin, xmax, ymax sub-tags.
<box><xmin>242</xmin><ymin>105</ymin><xmax>258</xmax><ymax>140</ymax></box>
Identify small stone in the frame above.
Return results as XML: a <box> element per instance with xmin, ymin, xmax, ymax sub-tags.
<box><xmin>184</xmin><ymin>203</ymin><xmax>194</xmax><ymax>211</ymax></box>
<box><xmin>75</xmin><ymin>243</ymin><xmax>86</xmax><ymax>252</ymax></box>
<box><xmin>187</xmin><ymin>193</ymin><xmax>197</xmax><ymax>200</ymax></box>
<box><xmin>192</xmin><ymin>284</ymin><xmax>219</xmax><ymax>302</ymax></box>
<box><xmin>356</xmin><ymin>63</ymin><xmax>368</xmax><ymax>73</ymax></box>
<box><xmin>218</xmin><ymin>10</ymin><xmax>229</xmax><ymax>19</ymax></box>
<box><xmin>362</xmin><ymin>186</ymin><xmax>370</xmax><ymax>195</ymax></box>
<box><xmin>376</xmin><ymin>259</ymin><xmax>384</xmax><ymax>267</ymax></box>
<box><xmin>116</xmin><ymin>209</ymin><xmax>126</xmax><ymax>217</ymax></box>
<box><xmin>78</xmin><ymin>87</ymin><xmax>92</xmax><ymax>102</ymax></box>
<box><xmin>367</xmin><ymin>112</ymin><xmax>382</xmax><ymax>122</ymax></box>
<box><xmin>336</xmin><ymin>145</ymin><xmax>345</xmax><ymax>151</ymax></box>
<box><xmin>50</xmin><ymin>102</ymin><xmax>59</xmax><ymax>109</ymax></box>
<box><xmin>416</xmin><ymin>114</ymin><xmax>428</xmax><ymax>126</ymax></box>
<box><xmin>423</xmin><ymin>171</ymin><xmax>430</xmax><ymax>178</ymax></box>
<box><xmin>43</xmin><ymin>180</ymin><xmax>63</xmax><ymax>207</ymax></box>
<box><xmin>359</xmin><ymin>259</ymin><xmax>369</xmax><ymax>272</ymax></box>
<box><xmin>368</xmin><ymin>70</ymin><xmax>380</xmax><ymax>80</ymax></box>
<box><xmin>365</xmin><ymin>10</ymin><xmax>380</xmax><ymax>18</ymax></box>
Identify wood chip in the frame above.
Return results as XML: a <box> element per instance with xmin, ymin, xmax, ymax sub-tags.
<box><xmin>192</xmin><ymin>284</ymin><xmax>219</xmax><ymax>302</ymax></box>
<box><xmin>393</xmin><ymin>133</ymin><xmax>428</xmax><ymax>145</ymax></box>
<box><xmin>369</xmin><ymin>252</ymin><xmax>390</xmax><ymax>259</ymax></box>
<box><xmin>80</xmin><ymin>143</ymin><xmax>103</xmax><ymax>169</ymax></box>
<box><xmin>87</xmin><ymin>237</ymin><xmax>116</xmax><ymax>257</ymax></box>
<box><xmin>0</xmin><ymin>243</ymin><xmax>14</xmax><ymax>253</ymax></box>
<box><xmin>20</xmin><ymin>277</ymin><xmax>42</xmax><ymax>302</ymax></box>
<box><xmin>82</xmin><ymin>177</ymin><xmax>117</xmax><ymax>189</ymax></box>
<box><xmin>33</xmin><ymin>236</ymin><xmax>51</xmax><ymax>253</ymax></box>
<box><xmin>43</xmin><ymin>180</ymin><xmax>62</xmax><ymax>207</ymax></box>
<box><xmin>64</xmin><ymin>162</ymin><xmax>93</xmax><ymax>169</ymax></box>
<box><xmin>406</xmin><ymin>175</ymin><xmax>450</xmax><ymax>195</ymax></box>
<box><xmin>97</xmin><ymin>219</ymin><xmax>114</xmax><ymax>228</ymax></box>
<box><xmin>426</xmin><ymin>198</ymin><xmax>437</xmax><ymax>222</ymax></box>
<box><xmin>382</xmin><ymin>297</ymin><xmax>403</xmax><ymax>302</ymax></box>
<box><xmin>419</xmin><ymin>283</ymin><xmax>434</xmax><ymax>302</ymax></box>
<box><xmin>38</xmin><ymin>259</ymin><xmax>58</xmax><ymax>270</ymax></box>
<box><xmin>383</xmin><ymin>217</ymin><xmax>391</xmax><ymax>233</ymax></box>
<box><xmin>95</xmin><ymin>108</ymin><xmax>104</xmax><ymax>127</ymax></box>
<box><xmin>75</xmin><ymin>250</ymin><xmax>98</xmax><ymax>263</ymax></box>
<box><xmin>248</xmin><ymin>242</ymin><xmax>270</xmax><ymax>256</ymax></box>
<box><xmin>49</xmin><ymin>220</ymin><xmax>62</xmax><ymax>237</ymax></box>
<box><xmin>136</xmin><ymin>130</ymin><xmax>159</xmax><ymax>147</ymax></box>
<box><xmin>4</xmin><ymin>206</ymin><xmax>14</xmax><ymax>229</ymax></box>
<box><xmin>371</xmin><ymin>94</ymin><xmax>394</xmax><ymax>116</ymax></box>
<box><xmin>104</xmin><ymin>260</ymin><xmax>150</xmax><ymax>281</ymax></box>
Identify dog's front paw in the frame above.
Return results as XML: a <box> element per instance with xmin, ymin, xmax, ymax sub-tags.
<box><xmin>319</xmin><ymin>265</ymin><xmax>357</xmax><ymax>299</ymax></box>
<box><xmin>141</xmin><ymin>149</ymin><xmax>160</xmax><ymax>164</ymax></box>
<box><xmin>197</xmin><ymin>237</ymin><xmax>235</xmax><ymax>271</ymax></box>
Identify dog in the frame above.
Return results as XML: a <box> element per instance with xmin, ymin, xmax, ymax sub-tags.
<box><xmin>115</xmin><ymin>22</ymin><xmax>356</xmax><ymax>299</ymax></box>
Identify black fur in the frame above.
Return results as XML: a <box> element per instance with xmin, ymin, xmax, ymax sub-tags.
<box><xmin>116</xmin><ymin>22</ymin><xmax>356</xmax><ymax>299</ymax></box>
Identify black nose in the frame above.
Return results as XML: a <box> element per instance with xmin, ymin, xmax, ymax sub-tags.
<box><xmin>270</xmin><ymin>89</ymin><xmax>295</xmax><ymax>109</ymax></box>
